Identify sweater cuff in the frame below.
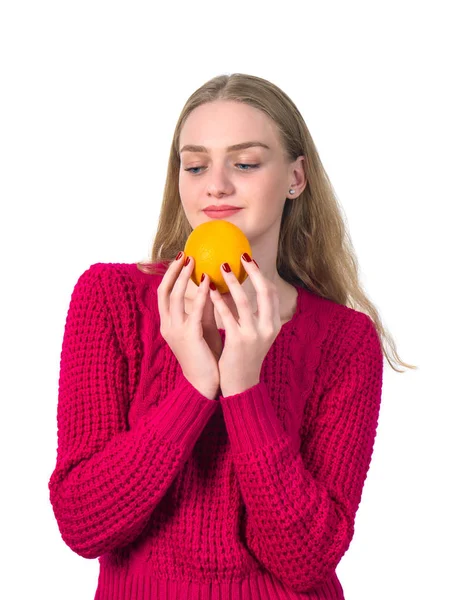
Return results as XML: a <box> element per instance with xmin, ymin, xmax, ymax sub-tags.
<box><xmin>146</xmin><ymin>372</ymin><xmax>219</xmax><ymax>448</ymax></box>
<box><xmin>219</xmin><ymin>381</ymin><xmax>285</xmax><ymax>455</ymax></box>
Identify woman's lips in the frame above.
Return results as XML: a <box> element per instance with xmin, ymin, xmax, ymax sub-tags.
<box><xmin>203</xmin><ymin>208</ymin><xmax>243</xmax><ymax>218</ymax></box>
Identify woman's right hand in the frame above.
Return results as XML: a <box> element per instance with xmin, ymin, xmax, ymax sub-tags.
<box><xmin>157</xmin><ymin>253</ymin><xmax>221</xmax><ymax>400</ymax></box>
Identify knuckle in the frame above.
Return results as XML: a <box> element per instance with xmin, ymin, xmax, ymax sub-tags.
<box><xmin>265</xmin><ymin>327</ymin><xmax>277</xmax><ymax>338</ymax></box>
<box><xmin>238</xmin><ymin>295</ymin><xmax>250</xmax><ymax>308</ymax></box>
<box><xmin>245</xmin><ymin>331</ymin><xmax>258</xmax><ymax>343</ymax></box>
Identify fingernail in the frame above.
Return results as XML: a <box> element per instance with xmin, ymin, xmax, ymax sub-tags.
<box><xmin>242</xmin><ymin>253</ymin><xmax>252</xmax><ymax>262</ymax></box>
<box><xmin>185</xmin><ymin>256</ymin><xmax>191</xmax><ymax>266</ymax></box>
<box><xmin>222</xmin><ymin>262</ymin><xmax>231</xmax><ymax>273</ymax></box>
<box><xmin>253</xmin><ymin>260</ymin><xmax>259</xmax><ymax>269</ymax></box>
<box><xmin>175</xmin><ymin>251</ymin><xmax>183</xmax><ymax>261</ymax></box>
<box><xmin>209</xmin><ymin>282</ymin><xmax>217</xmax><ymax>291</ymax></box>
<box><xmin>200</xmin><ymin>273</ymin><xmax>205</xmax><ymax>283</ymax></box>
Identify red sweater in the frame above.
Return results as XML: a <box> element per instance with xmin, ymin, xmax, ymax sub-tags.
<box><xmin>48</xmin><ymin>262</ymin><xmax>384</xmax><ymax>600</ymax></box>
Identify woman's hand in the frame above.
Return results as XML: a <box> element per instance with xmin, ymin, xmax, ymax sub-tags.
<box><xmin>201</xmin><ymin>282</ymin><xmax>223</xmax><ymax>363</ymax></box>
<box><xmin>209</xmin><ymin>254</ymin><xmax>282</xmax><ymax>396</ymax></box>
<box><xmin>157</xmin><ymin>253</ymin><xmax>221</xmax><ymax>400</ymax></box>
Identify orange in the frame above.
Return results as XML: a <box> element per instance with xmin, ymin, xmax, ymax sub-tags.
<box><xmin>184</xmin><ymin>220</ymin><xmax>252</xmax><ymax>294</ymax></box>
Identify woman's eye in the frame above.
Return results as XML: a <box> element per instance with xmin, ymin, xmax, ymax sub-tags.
<box><xmin>237</xmin><ymin>163</ymin><xmax>260</xmax><ymax>171</ymax></box>
<box><xmin>184</xmin><ymin>164</ymin><xmax>260</xmax><ymax>175</ymax></box>
<box><xmin>183</xmin><ymin>166</ymin><xmax>204</xmax><ymax>174</ymax></box>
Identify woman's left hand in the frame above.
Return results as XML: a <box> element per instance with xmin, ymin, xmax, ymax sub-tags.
<box><xmin>209</xmin><ymin>254</ymin><xmax>282</xmax><ymax>397</ymax></box>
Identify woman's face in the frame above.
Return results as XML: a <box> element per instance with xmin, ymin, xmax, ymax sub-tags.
<box><xmin>178</xmin><ymin>100</ymin><xmax>300</xmax><ymax>243</ymax></box>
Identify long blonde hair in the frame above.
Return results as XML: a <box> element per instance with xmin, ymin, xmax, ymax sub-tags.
<box><xmin>137</xmin><ymin>73</ymin><xmax>416</xmax><ymax>373</ymax></box>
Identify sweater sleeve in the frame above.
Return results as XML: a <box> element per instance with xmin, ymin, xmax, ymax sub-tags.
<box><xmin>218</xmin><ymin>313</ymin><xmax>383</xmax><ymax>593</ymax></box>
<box><xmin>48</xmin><ymin>264</ymin><xmax>219</xmax><ymax>559</ymax></box>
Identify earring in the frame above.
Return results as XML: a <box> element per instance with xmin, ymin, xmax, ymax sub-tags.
<box><xmin>289</xmin><ymin>189</ymin><xmax>295</xmax><ymax>194</ymax></box>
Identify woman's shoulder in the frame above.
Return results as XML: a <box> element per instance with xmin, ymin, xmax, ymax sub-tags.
<box><xmin>81</xmin><ymin>261</ymin><xmax>170</xmax><ymax>319</ymax></box>
<box><xmin>299</xmin><ymin>285</ymin><xmax>380</xmax><ymax>372</ymax></box>
<box><xmin>301</xmin><ymin>284</ymin><xmax>375</xmax><ymax>333</ymax></box>
<box><xmin>79</xmin><ymin>261</ymin><xmax>166</xmax><ymax>291</ymax></box>
<box><xmin>74</xmin><ymin>262</ymin><xmax>163</xmax><ymax>357</ymax></box>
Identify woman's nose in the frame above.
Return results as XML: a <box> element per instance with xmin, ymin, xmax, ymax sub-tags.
<box><xmin>206</xmin><ymin>167</ymin><xmax>234</xmax><ymax>196</ymax></box>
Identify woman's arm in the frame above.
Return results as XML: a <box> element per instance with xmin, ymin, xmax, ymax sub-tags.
<box><xmin>220</xmin><ymin>313</ymin><xmax>383</xmax><ymax>593</ymax></box>
<box><xmin>48</xmin><ymin>264</ymin><xmax>218</xmax><ymax>559</ymax></box>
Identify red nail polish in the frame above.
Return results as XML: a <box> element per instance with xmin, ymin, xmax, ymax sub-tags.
<box><xmin>185</xmin><ymin>256</ymin><xmax>191</xmax><ymax>266</ymax></box>
<box><xmin>200</xmin><ymin>273</ymin><xmax>205</xmax><ymax>283</ymax></box>
<box><xmin>242</xmin><ymin>253</ymin><xmax>252</xmax><ymax>262</ymax></box>
<box><xmin>222</xmin><ymin>263</ymin><xmax>231</xmax><ymax>273</ymax></box>
<box><xmin>253</xmin><ymin>260</ymin><xmax>259</xmax><ymax>269</ymax></box>
<box><xmin>175</xmin><ymin>251</ymin><xmax>183</xmax><ymax>261</ymax></box>
<box><xmin>209</xmin><ymin>282</ymin><xmax>217</xmax><ymax>290</ymax></box>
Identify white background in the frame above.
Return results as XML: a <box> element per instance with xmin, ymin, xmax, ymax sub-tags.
<box><xmin>1</xmin><ymin>1</ymin><xmax>457</xmax><ymax>598</ymax></box>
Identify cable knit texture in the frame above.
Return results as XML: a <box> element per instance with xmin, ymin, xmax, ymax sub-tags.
<box><xmin>48</xmin><ymin>262</ymin><xmax>384</xmax><ymax>600</ymax></box>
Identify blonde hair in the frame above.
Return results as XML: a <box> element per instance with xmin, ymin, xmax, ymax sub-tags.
<box><xmin>137</xmin><ymin>73</ymin><xmax>416</xmax><ymax>374</ymax></box>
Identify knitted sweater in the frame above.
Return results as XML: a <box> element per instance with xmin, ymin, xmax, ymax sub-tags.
<box><xmin>48</xmin><ymin>262</ymin><xmax>384</xmax><ymax>600</ymax></box>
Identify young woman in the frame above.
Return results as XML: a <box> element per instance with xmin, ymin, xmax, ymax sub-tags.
<box><xmin>49</xmin><ymin>73</ymin><xmax>416</xmax><ymax>600</ymax></box>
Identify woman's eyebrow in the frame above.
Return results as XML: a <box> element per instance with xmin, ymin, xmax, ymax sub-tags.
<box><xmin>180</xmin><ymin>141</ymin><xmax>270</xmax><ymax>154</ymax></box>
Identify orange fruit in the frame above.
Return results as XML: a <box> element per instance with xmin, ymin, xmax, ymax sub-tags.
<box><xmin>184</xmin><ymin>220</ymin><xmax>252</xmax><ymax>294</ymax></box>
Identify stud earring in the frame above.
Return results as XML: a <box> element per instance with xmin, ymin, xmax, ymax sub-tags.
<box><xmin>289</xmin><ymin>189</ymin><xmax>295</xmax><ymax>194</ymax></box>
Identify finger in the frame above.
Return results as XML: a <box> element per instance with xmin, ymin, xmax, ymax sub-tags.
<box><xmin>157</xmin><ymin>252</ymin><xmax>187</xmax><ymax>322</ymax></box>
<box><xmin>201</xmin><ymin>277</ymin><xmax>218</xmax><ymax>328</ymax></box>
<box><xmin>241</xmin><ymin>254</ymin><xmax>279</xmax><ymax>329</ymax></box>
<box><xmin>209</xmin><ymin>284</ymin><xmax>239</xmax><ymax>333</ymax></box>
<box><xmin>169</xmin><ymin>255</ymin><xmax>195</xmax><ymax>325</ymax></box>
<box><xmin>187</xmin><ymin>272</ymin><xmax>211</xmax><ymax>329</ymax></box>
<box><xmin>217</xmin><ymin>261</ymin><xmax>253</xmax><ymax>328</ymax></box>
